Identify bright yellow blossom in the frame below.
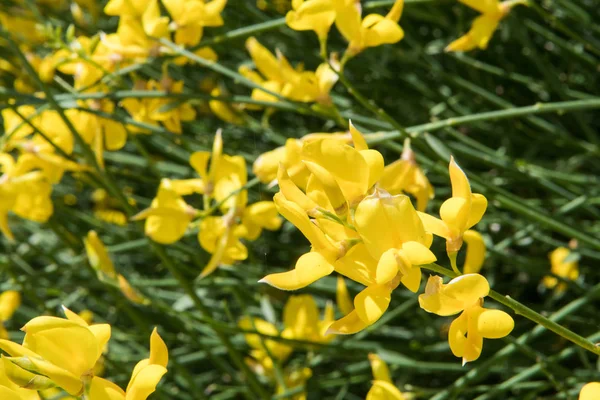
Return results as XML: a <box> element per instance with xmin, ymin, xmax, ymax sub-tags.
<box><xmin>419</xmin><ymin>274</ymin><xmax>514</xmax><ymax>364</ymax></box>
<box><xmin>0</xmin><ymin>306</ymin><xmax>111</xmax><ymax>395</ymax></box>
<box><xmin>163</xmin><ymin>0</ymin><xmax>227</xmax><ymax>46</ymax></box>
<box><xmin>132</xmin><ymin>179</ymin><xmax>198</xmax><ymax>244</ymax></box>
<box><xmin>286</xmin><ymin>0</ymin><xmax>336</xmax><ymax>40</ymax></box>
<box><xmin>417</xmin><ymin>157</ymin><xmax>487</xmax><ymax>269</ymax></box>
<box><xmin>334</xmin><ymin>0</ymin><xmax>404</xmax><ymax>56</ymax></box>
<box><xmin>543</xmin><ymin>247</ymin><xmax>579</xmax><ymax>293</ymax></box>
<box><xmin>446</xmin><ymin>0</ymin><xmax>525</xmax><ymax>52</ymax></box>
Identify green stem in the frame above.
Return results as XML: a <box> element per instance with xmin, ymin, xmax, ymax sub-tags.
<box><xmin>421</xmin><ymin>263</ymin><xmax>600</xmax><ymax>357</ymax></box>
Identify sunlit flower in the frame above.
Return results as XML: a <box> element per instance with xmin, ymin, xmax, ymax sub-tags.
<box><xmin>446</xmin><ymin>0</ymin><xmax>525</xmax><ymax>52</ymax></box>
<box><xmin>543</xmin><ymin>247</ymin><xmax>579</xmax><ymax>293</ymax></box>
<box><xmin>419</xmin><ymin>274</ymin><xmax>514</xmax><ymax>364</ymax></box>
<box><xmin>580</xmin><ymin>382</ymin><xmax>600</xmax><ymax>400</ymax></box>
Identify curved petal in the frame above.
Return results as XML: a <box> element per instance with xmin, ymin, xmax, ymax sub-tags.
<box><xmin>400</xmin><ymin>265</ymin><xmax>422</xmax><ymax>293</ymax></box>
<box><xmin>448</xmin><ymin>311</ymin><xmax>468</xmax><ymax>358</ymax></box>
<box><xmin>417</xmin><ymin>211</ymin><xmax>449</xmax><ymax>239</ymax></box>
<box><xmin>462</xmin><ymin>230</ymin><xmax>486</xmax><ymax>274</ymax></box>
<box><xmin>449</xmin><ymin>156</ymin><xmax>472</xmax><ymax>199</ymax></box>
<box><xmin>326</xmin><ymin>310</ymin><xmax>368</xmax><ymax>335</ymax></box>
<box><xmin>440</xmin><ymin>197</ymin><xmax>470</xmax><ymax>235</ymax></box>
<box><xmin>336</xmin><ymin>276</ymin><xmax>354</xmax><ymax>316</ymax></box>
<box><xmin>125</xmin><ymin>364</ymin><xmax>168</xmax><ymax>400</ymax></box>
<box><xmin>89</xmin><ymin>376</ymin><xmax>126</xmax><ymax>400</ymax></box>
<box><xmin>354</xmin><ymin>285</ymin><xmax>391</xmax><ymax>325</ymax></box>
<box><xmin>259</xmin><ymin>252</ymin><xmax>334</xmax><ymax>290</ymax></box>
<box><xmin>466</xmin><ymin>193</ymin><xmax>488</xmax><ymax>229</ymax></box>
<box><xmin>401</xmin><ymin>241</ymin><xmax>436</xmax><ymax>265</ymax></box>
<box><xmin>471</xmin><ymin>307</ymin><xmax>514</xmax><ymax>339</ymax></box>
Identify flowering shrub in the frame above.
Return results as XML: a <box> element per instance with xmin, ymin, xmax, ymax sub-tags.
<box><xmin>0</xmin><ymin>0</ymin><xmax>599</xmax><ymax>399</ymax></box>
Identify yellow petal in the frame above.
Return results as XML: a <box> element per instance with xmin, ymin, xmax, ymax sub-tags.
<box><xmin>448</xmin><ymin>311</ymin><xmax>468</xmax><ymax>358</ymax></box>
<box><xmin>334</xmin><ymin>242</ymin><xmax>378</xmax><ymax>287</ymax></box>
<box><xmin>302</xmin><ymin>139</ymin><xmax>369</xmax><ymax>205</ymax></box>
<box><xmin>471</xmin><ymin>307</ymin><xmax>514</xmax><ymax>339</ymax></box>
<box><xmin>401</xmin><ymin>241</ymin><xmax>436</xmax><ymax>265</ymax></box>
<box><xmin>355</xmin><ymin>191</ymin><xmax>427</xmax><ymax>260</ymax></box>
<box><xmin>385</xmin><ymin>0</ymin><xmax>404</xmax><ymax>22</ymax></box>
<box><xmin>283</xmin><ymin>295</ymin><xmax>320</xmax><ymax>339</ymax></box>
<box><xmin>190</xmin><ymin>151</ymin><xmax>211</xmax><ymax>182</ymax></box>
<box><xmin>580</xmin><ymin>382</ymin><xmax>600</xmax><ymax>400</ymax></box>
<box><xmin>0</xmin><ymin>385</ymin><xmax>29</xmax><ymax>400</ymax></box>
<box><xmin>399</xmin><ymin>264</ymin><xmax>422</xmax><ymax>293</ymax></box>
<box><xmin>459</xmin><ymin>0</ymin><xmax>501</xmax><ymax>14</ymax></box>
<box><xmin>336</xmin><ymin>276</ymin><xmax>354</xmax><ymax>316</ymax></box>
<box><xmin>278</xmin><ymin>164</ymin><xmax>319</xmax><ymax>212</ymax></box>
<box><xmin>362</xmin><ymin>16</ymin><xmax>404</xmax><ymax>48</ymax></box>
<box><xmin>366</xmin><ymin>380</ymin><xmax>405</xmax><ymax>400</ymax></box>
<box><xmin>0</xmin><ymin>291</ymin><xmax>20</xmax><ymax>322</ymax></box>
<box><xmin>446</xmin><ymin>14</ymin><xmax>501</xmax><ymax>52</ymax></box>
<box><xmin>417</xmin><ymin>211</ymin><xmax>450</xmax><ymax>239</ymax></box>
<box><xmin>354</xmin><ymin>285</ymin><xmax>391</xmax><ymax>325</ymax></box>
<box><xmin>148</xmin><ymin>328</ymin><xmax>168</xmax><ymax>367</ymax></box>
<box><xmin>125</xmin><ymin>364</ymin><xmax>167</xmax><ymax>400</ymax></box>
<box><xmin>359</xmin><ymin>149</ymin><xmax>385</xmax><ymax>189</ymax></box>
<box><xmin>326</xmin><ymin>310</ymin><xmax>368</xmax><ymax>335</ymax></box>
<box><xmin>440</xmin><ymin>197</ymin><xmax>470</xmax><ymax>235</ymax></box>
<box><xmin>245</xmin><ymin>37</ymin><xmax>283</xmax><ymax>82</ymax></box>
<box><xmin>462</xmin><ymin>230</ymin><xmax>486</xmax><ymax>274</ymax></box>
<box><xmin>375</xmin><ymin>249</ymin><xmax>399</xmax><ymax>285</ymax></box>
<box><xmin>466</xmin><ymin>193</ymin><xmax>488</xmax><ymax>229</ymax></box>
<box><xmin>443</xmin><ymin>274</ymin><xmax>490</xmax><ymax>306</ymax></box>
<box><xmin>89</xmin><ymin>376</ymin><xmax>126</xmax><ymax>400</ymax></box>
<box><xmin>275</xmin><ymin>193</ymin><xmax>336</xmax><ymax>254</ymax></box>
<box><xmin>349</xmin><ymin>121</ymin><xmax>368</xmax><ymax>151</ymax></box>
<box><xmin>259</xmin><ymin>251</ymin><xmax>334</xmax><ymax>290</ymax></box>
<box><xmin>23</xmin><ymin>317</ymin><xmax>100</xmax><ymax>378</ymax></box>
<box><xmin>368</xmin><ymin>354</ymin><xmax>391</xmax><ymax>383</ymax></box>
<box><xmin>449</xmin><ymin>156</ymin><xmax>472</xmax><ymax>200</ymax></box>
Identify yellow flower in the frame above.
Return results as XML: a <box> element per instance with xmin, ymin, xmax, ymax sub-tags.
<box><xmin>208</xmin><ymin>87</ymin><xmax>245</xmax><ymax>125</ymax></box>
<box><xmin>446</xmin><ymin>0</ymin><xmax>525</xmax><ymax>52</ymax></box>
<box><xmin>580</xmin><ymin>382</ymin><xmax>600</xmax><ymax>400</ymax></box>
<box><xmin>132</xmin><ymin>179</ymin><xmax>197</xmax><ymax>244</ymax></box>
<box><xmin>419</xmin><ymin>274</ymin><xmax>514</xmax><ymax>364</ymax></box>
<box><xmin>286</xmin><ymin>0</ymin><xmax>336</xmax><ymax>40</ymax></box>
<box><xmin>462</xmin><ymin>230</ymin><xmax>486</xmax><ymax>274</ymax></box>
<box><xmin>0</xmin><ymin>153</ymin><xmax>54</xmax><ymax>241</ymax></box>
<box><xmin>379</xmin><ymin>139</ymin><xmax>433</xmax><ymax>212</ymax></box>
<box><xmin>88</xmin><ymin>328</ymin><xmax>168</xmax><ymax>400</ymax></box>
<box><xmin>252</xmin><ymin>131</ymin><xmax>349</xmax><ymax>186</ymax></box>
<box><xmin>283</xmin><ymin>295</ymin><xmax>334</xmax><ymax>343</ymax></box>
<box><xmin>122</xmin><ymin>77</ymin><xmax>196</xmax><ymax>135</ymax></box>
<box><xmin>163</xmin><ymin>0</ymin><xmax>227</xmax><ymax>46</ymax></box>
<box><xmin>417</xmin><ymin>157</ymin><xmax>487</xmax><ymax>264</ymax></box>
<box><xmin>242</xmin><ymin>37</ymin><xmax>338</xmax><ymax>105</ymax></box>
<box><xmin>0</xmin><ymin>306</ymin><xmax>111</xmax><ymax>395</ymax></box>
<box><xmin>367</xmin><ymin>354</ymin><xmax>406</xmax><ymax>400</ymax></box>
<box><xmin>543</xmin><ymin>247</ymin><xmax>579</xmax><ymax>292</ymax></box>
<box><xmin>334</xmin><ymin>0</ymin><xmax>404</xmax><ymax>56</ymax></box>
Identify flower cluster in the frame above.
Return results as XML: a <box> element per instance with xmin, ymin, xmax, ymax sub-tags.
<box><xmin>259</xmin><ymin>122</ymin><xmax>510</xmax><ymax>363</ymax></box>
<box><xmin>134</xmin><ymin>130</ymin><xmax>282</xmax><ymax>278</ymax></box>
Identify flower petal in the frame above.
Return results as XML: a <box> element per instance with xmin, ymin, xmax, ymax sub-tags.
<box><xmin>354</xmin><ymin>285</ymin><xmax>391</xmax><ymax>325</ymax></box>
<box><xmin>260</xmin><ymin>252</ymin><xmax>334</xmax><ymax>290</ymax></box>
